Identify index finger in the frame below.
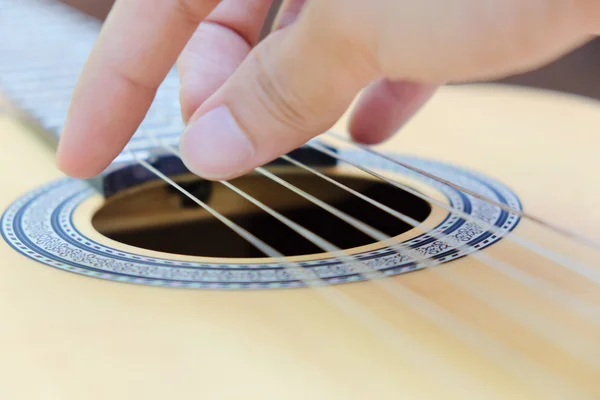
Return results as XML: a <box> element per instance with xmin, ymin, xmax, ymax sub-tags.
<box><xmin>56</xmin><ymin>0</ymin><xmax>221</xmax><ymax>178</ymax></box>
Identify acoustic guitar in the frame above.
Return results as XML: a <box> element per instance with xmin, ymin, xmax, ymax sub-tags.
<box><xmin>1</xmin><ymin>1</ymin><xmax>599</xmax><ymax>399</ymax></box>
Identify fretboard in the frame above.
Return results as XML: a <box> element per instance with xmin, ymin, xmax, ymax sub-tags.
<box><xmin>0</xmin><ymin>0</ymin><xmax>183</xmax><ymax>164</ymax></box>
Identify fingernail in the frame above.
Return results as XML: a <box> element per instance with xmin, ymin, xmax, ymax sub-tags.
<box><xmin>180</xmin><ymin>106</ymin><xmax>254</xmax><ymax>179</ymax></box>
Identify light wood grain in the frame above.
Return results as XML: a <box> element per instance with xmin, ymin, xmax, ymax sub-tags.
<box><xmin>1</xmin><ymin>84</ymin><xmax>600</xmax><ymax>399</ymax></box>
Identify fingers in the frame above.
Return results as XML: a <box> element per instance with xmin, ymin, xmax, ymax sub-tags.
<box><xmin>178</xmin><ymin>0</ymin><xmax>274</xmax><ymax>121</ymax></box>
<box><xmin>348</xmin><ymin>80</ymin><xmax>437</xmax><ymax>145</ymax></box>
<box><xmin>56</xmin><ymin>0</ymin><xmax>221</xmax><ymax>179</ymax></box>
<box><xmin>179</xmin><ymin>5</ymin><xmax>378</xmax><ymax>180</ymax></box>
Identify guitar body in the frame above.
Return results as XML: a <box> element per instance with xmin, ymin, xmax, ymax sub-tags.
<box><xmin>1</xmin><ymin>82</ymin><xmax>600</xmax><ymax>399</ymax></box>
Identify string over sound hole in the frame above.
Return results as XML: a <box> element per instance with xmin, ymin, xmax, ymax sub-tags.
<box><xmin>92</xmin><ymin>170</ymin><xmax>432</xmax><ymax>258</ymax></box>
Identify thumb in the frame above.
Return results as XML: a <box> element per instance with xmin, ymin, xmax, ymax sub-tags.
<box><xmin>179</xmin><ymin>7</ymin><xmax>377</xmax><ymax>180</ymax></box>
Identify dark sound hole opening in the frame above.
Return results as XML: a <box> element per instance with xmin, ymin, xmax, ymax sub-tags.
<box><xmin>92</xmin><ymin>171</ymin><xmax>432</xmax><ymax>258</ymax></box>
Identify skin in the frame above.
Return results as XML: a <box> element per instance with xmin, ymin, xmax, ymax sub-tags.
<box><xmin>56</xmin><ymin>0</ymin><xmax>599</xmax><ymax>180</ymax></box>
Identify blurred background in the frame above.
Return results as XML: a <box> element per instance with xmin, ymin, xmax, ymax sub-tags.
<box><xmin>60</xmin><ymin>0</ymin><xmax>600</xmax><ymax>100</ymax></box>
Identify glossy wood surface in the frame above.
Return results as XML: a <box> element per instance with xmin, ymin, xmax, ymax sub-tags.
<box><xmin>1</xmin><ymin>84</ymin><xmax>600</xmax><ymax>399</ymax></box>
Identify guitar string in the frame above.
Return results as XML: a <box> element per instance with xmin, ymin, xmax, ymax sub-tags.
<box><xmin>130</xmin><ymin>153</ymin><xmax>499</xmax><ymax>400</ymax></box>
<box><xmin>250</xmin><ymin>164</ymin><xmax>600</xmax><ymax>381</ymax></box>
<box><xmin>257</xmin><ymin>161</ymin><xmax>600</xmax><ymax>322</ymax></box>
<box><xmin>279</xmin><ymin>153</ymin><xmax>600</xmax><ymax>369</ymax></box>
<box><xmin>142</xmin><ymin>132</ymin><xmax>600</xmax><ymax>328</ymax></box>
<box><xmin>307</xmin><ymin>140</ymin><xmax>600</xmax><ymax>285</ymax></box>
<box><xmin>222</xmin><ymin>169</ymin><xmax>600</xmax><ymax>380</ymax></box>
<box><xmin>141</xmin><ymin>133</ymin><xmax>593</xmax><ymax>394</ymax></box>
<box><xmin>326</xmin><ymin>131</ymin><xmax>600</xmax><ymax>252</ymax></box>
<box><xmin>140</xmin><ymin>131</ymin><xmax>600</xmax><ymax>369</ymax></box>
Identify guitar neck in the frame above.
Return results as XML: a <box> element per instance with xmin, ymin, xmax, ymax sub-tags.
<box><xmin>0</xmin><ymin>0</ymin><xmax>184</xmax><ymax>164</ymax></box>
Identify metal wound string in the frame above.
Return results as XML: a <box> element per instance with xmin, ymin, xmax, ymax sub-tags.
<box><xmin>140</xmin><ymin>133</ymin><xmax>589</xmax><ymax>397</ymax></box>
<box><xmin>326</xmin><ymin>131</ymin><xmax>600</xmax><ymax>253</ymax></box>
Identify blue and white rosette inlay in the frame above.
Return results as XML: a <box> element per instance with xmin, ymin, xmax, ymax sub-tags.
<box><xmin>2</xmin><ymin>151</ymin><xmax>521</xmax><ymax>289</ymax></box>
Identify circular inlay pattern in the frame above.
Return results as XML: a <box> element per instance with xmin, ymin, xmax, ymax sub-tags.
<box><xmin>1</xmin><ymin>150</ymin><xmax>521</xmax><ymax>289</ymax></box>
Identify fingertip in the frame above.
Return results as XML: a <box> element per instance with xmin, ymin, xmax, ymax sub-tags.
<box><xmin>348</xmin><ymin>127</ymin><xmax>389</xmax><ymax>146</ymax></box>
<box><xmin>55</xmin><ymin>133</ymin><xmax>83</xmax><ymax>178</ymax></box>
<box><xmin>55</xmin><ymin>151</ymin><xmax>101</xmax><ymax>180</ymax></box>
<box><xmin>55</xmin><ymin>126</ymin><xmax>112</xmax><ymax>179</ymax></box>
<box><xmin>179</xmin><ymin>105</ymin><xmax>256</xmax><ymax>181</ymax></box>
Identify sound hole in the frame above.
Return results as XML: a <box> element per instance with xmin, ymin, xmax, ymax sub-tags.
<box><xmin>92</xmin><ymin>170</ymin><xmax>432</xmax><ymax>258</ymax></box>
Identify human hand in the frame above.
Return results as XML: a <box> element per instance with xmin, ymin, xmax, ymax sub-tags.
<box><xmin>56</xmin><ymin>0</ymin><xmax>599</xmax><ymax>180</ymax></box>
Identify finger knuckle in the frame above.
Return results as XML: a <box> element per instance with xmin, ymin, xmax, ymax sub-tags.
<box><xmin>302</xmin><ymin>1</ymin><xmax>379</xmax><ymax>75</ymax></box>
<box><xmin>249</xmin><ymin>44</ymin><xmax>313</xmax><ymax>133</ymax></box>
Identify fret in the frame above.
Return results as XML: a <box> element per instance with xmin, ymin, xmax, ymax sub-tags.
<box><xmin>0</xmin><ymin>0</ymin><xmax>185</xmax><ymax>164</ymax></box>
